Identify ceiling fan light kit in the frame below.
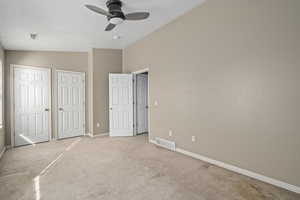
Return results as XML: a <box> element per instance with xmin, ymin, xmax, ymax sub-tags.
<box><xmin>85</xmin><ymin>0</ymin><xmax>150</xmax><ymax>31</ymax></box>
<box><xmin>109</xmin><ymin>17</ymin><xmax>124</xmax><ymax>25</ymax></box>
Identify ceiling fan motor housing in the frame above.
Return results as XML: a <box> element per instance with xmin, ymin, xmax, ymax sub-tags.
<box><xmin>106</xmin><ymin>0</ymin><xmax>125</xmax><ymax>23</ymax></box>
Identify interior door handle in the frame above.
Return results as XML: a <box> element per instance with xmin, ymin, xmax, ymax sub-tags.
<box><xmin>59</xmin><ymin>108</ymin><xmax>64</xmax><ymax>111</ymax></box>
<box><xmin>45</xmin><ymin>108</ymin><xmax>50</xmax><ymax>112</ymax></box>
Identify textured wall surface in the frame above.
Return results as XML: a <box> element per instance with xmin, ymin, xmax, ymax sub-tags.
<box><xmin>123</xmin><ymin>0</ymin><xmax>300</xmax><ymax>187</ymax></box>
<box><xmin>91</xmin><ymin>49</ymin><xmax>122</xmax><ymax>135</ymax></box>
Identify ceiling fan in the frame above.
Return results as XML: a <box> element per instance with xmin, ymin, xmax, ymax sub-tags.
<box><xmin>85</xmin><ymin>0</ymin><xmax>150</xmax><ymax>31</ymax></box>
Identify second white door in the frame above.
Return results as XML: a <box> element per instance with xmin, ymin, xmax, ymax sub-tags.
<box><xmin>57</xmin><ymin>71</ymin><xmax>85</xmax><ymax>139</ymax></box>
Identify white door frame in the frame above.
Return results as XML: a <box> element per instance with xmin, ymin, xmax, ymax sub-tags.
<box><xmin>55</xmin><ymin>70</ymin><xmax>86</xmax><ymax>139</ymax></box>
<box><xmin>0</xmin><ymin>60</ymin><xmax>4</xmax><ymax>131</ymax></box>
<box><xmin>132</xmin><ymin>68</ymin><xmax>150</xmax><ymax>140</ymax></box>
<box><xmin>10</xmin><ymin>64</ymin><xmax>52</xmax><ymax>147</ymax></box>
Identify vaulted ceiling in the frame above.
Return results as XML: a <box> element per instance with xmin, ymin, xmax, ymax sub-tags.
<box><xmin>0</xmin><ymin>0</ymin><xmax>206</xmax><ymax>51</ymax></box>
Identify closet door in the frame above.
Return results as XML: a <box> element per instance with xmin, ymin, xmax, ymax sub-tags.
<box><xmin>57</xmin><ymin>71</ymin><xmax>85</xmax><ymax>139</ymax></box>
<box><xmin>14</xmin><ymin>66</ymin><xmax>51</xmax><ymax>146</ymax></box>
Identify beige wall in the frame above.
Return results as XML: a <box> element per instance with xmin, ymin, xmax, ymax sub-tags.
<box><xmin>4</xmin><ymin>49</ymin><xmax>122</xmax><ymax>143</ymax></box>
<box><xmin>123</xmin><ymin>0</ymin><xmax>300</xmax><ymax>187</ymax></box>
<box><xmin>0</xmin><ymin>43</ymin><xmax>5</xmax><ymax>152</ymax></box>
<box><xmin>4</xmin><ymin>50</ymin><xmax>89</xmax><ymax>145</ymax></box>
<box><xmin>90</xmin><ymin>49</ymin><xmax>122</xmax><ymax>135</ymax></box>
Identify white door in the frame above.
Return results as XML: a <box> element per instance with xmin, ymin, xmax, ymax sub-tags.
<box><xmin>109</xmin><ymin>74</ymin><xmax>133</xmax><ymax>136</ymax></box>
<box><xmin>57</xmin><ymin>71</ymin><xmax>85</xmax><ymax>139</ymax></box>
<box><xmin>136</xmin><ymin>74</ymin><xmax>148</xmax><ymax>134</ymax></box>
<box><xmin>14</xmin><ymin>66</ymin><xmax>51</xmax><ymax>146</ymax></box>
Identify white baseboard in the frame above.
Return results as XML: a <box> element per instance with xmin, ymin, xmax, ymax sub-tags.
<box><xmin>86</xmin><ymin>133</ymin><xmax>109</xmax><ymax>138</ymax></box>
<box><xmin>150</xmin><ymin>140</ymin><xmax>300</xmax><ymax>194</ymax></box>
<box><xmin>177</xmin><ymin>148</ymin><xmax>300</xmax><ymax>194</ymax></box>
<box><xmin>93</xmin><ymin>133</ymin><xmax>109</xmax><ymax>138</ymax></box>
<box><xmin>150</xmin><ymin>139</ymin><xmax>157</xmax><ymax>145</ymax></box>
<box><xmin>85</xmin><ymin>133</ymin><xmax>93</xmax><ymax>138</ymax></box>
<box><xmin>0</xmin><ymin>147</ymin><xmax>6</xmax><ymax>160</ymax></box>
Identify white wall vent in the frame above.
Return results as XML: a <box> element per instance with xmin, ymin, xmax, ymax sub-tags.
<box><xmin>154</xmin><ymin>137</ymin><xmax>176</xmax><ymax>151</ymax></box>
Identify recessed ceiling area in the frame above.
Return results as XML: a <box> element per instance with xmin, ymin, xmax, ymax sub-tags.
<box><xmin>0</xmin><ymin>0</ymin><xmax>206</xmax><ymax>51</ymax></box>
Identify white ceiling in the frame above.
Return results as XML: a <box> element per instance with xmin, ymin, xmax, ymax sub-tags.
<box><xmin>0</xmin><ymin>0</ymin><xmax>206</xmax><ymax>51</ymax></box>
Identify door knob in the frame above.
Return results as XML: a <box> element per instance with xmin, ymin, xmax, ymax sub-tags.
<box><xmin>45</xmin><ymin>108</ymin><xmax>50</xmax><ymax>112</ymax></box>
<box><xmin>59</xmin><ymin>108</ymin><xmax>64</xmax><ymax>111</ymax></box>
<box><xmin>109</xmin><ymin>108</ymin><xmax>113</xmax><ymax>110</ymax></box>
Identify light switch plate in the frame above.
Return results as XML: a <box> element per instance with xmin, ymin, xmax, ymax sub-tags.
<box><xmin>169</xmin><ymin>130</ymin><xmax>173</xmax><ymax>137</ymax></box>
<box><xmin>97</xmin><ymin>123</ymin><xmax>100</xmax><ymax>127</ymax></box>
<box><xmin>192</xmin><ymin>136</ymin><xmax>196</xmax><ymax>142</ymax></box>
<box><xmin>154</xmin><ymin>101</ymin><xmax>158</xmax><ymax>106</ymax></box>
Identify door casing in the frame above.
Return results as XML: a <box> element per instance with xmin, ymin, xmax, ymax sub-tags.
<box><xmin>132</xmin><ymin>68</ymin><xmax>150</xmax><ymax>139</ymax></box>
<box><xmin>136</xmin><ymin>74</ymin><xmax>149</xmax><ymax>134</ymax></box>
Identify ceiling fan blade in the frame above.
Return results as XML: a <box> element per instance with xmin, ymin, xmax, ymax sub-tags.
<box><xmin>85</xmin><ymin>4</ymin><xmax>112</xmax><ymax>17</ymax></box>
<box><xmin>105</xmin><ymin>23</ymin><xmax>116</xmax><ymax>31</ymax></box>
<box><xmin>125</xmin><ymin>12</ymin><xmax>150</xmax><ymax>20</ymax></box>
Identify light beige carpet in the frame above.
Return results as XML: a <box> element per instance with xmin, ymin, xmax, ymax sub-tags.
<box><xmin>0</xmin><ymin>135</ymin><xmax>299</xmax><ymax>200</ymax></box>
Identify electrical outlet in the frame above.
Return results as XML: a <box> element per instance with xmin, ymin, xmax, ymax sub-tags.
<box><xmin>169</xmin><ymin>130</ymin><xmax>173</xmax><ymax>137</ymax></box>
<box><xmin>192</xmin><ymin>136</ymin><xmax>196</xmax><ymax>142</ymax></box>
<box><xmin>97</xmin><ymin>123</ymin><xmax>100</xmax><ymax>128</ymax></box>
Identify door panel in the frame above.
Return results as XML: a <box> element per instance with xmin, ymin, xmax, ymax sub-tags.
<box><xmin>109</xmin><ymin>74</ymin><xmax>133</xmax><ymax>136</ymax></box>
<box><xmin>14</xmin><ymin>67</ymin><xmax>50</xmax><ymax>146</ymax></box>
<box><xmin>137</xmin><ymin>74</ymin><xmax>148</xmax><ymax>134</ymax></box>
<box><xmin>57</xmin><ymin>71</ymin><xmax>85</xmax><ymax>139</ymax></box>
